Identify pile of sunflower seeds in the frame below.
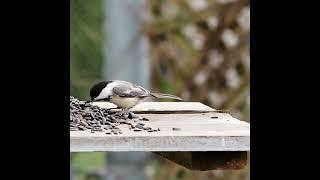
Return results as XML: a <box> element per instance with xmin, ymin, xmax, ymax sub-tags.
<box><xmin>70</xmin><ymin>96</ymin><xmax>159</xmax><ymax>134</ymax></box>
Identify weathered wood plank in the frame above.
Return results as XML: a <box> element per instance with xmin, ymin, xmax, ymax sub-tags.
<box><xmin>92</xmin><ymin>102</ymin><xmax>216</xmax><ymax>112</ymax></box>
<box><xmin>70</xmin><ymin>102</ymin><xmax>250</xmax><ymax>170</ymax></box>
<box><xmin>70</xmin><ymin>112</ymin><xmax>249</xmax><ymax>152</ymax></box>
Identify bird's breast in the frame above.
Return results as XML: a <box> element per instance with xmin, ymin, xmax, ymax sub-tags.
<box><xmin>110</xmin><ymin>96</ymin><xmax>141</xmax><ymax>108</ymax></box>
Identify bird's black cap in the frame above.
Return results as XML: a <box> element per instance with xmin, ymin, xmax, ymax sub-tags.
<box><xmin>90</xmin><ymin>81</ymin><xmax>113</xmax><ymax>100</ymax></box>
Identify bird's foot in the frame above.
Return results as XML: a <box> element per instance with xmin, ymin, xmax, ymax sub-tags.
<box><xmin>119</xmin><ymin>108</ymin><xmax>130</xmax><ymax>116</ymax></box>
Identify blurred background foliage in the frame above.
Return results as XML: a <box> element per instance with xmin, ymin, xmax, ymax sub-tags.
<box><xmin>70</xmin><ymin>0</ymin><xmax>103</xmax><ymax>99</ymax></box>
<box><xmin>71</xmin><ymin>0</ymin><xmax>250</xmax><ymax>179</ymax></box>
<box><xmin>145</xmin><ymin>0</ymin><xmax>250</xmax><ymax>122</ymax></box>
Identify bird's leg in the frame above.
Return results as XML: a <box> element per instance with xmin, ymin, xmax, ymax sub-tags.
<box><xmin>120</xmin><ymin>107</ymin><xmax>130</xmax><ymax>115</ymax></box>
<box><xmin>123</xmin><ymin>107</ymin><xmax>130</xmax><ymax>114</ymax></box>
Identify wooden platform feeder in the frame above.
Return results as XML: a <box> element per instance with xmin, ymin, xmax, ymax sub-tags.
<box><xmin>70</xmin><ymin>102</ymin><xmax>250</xmax><ymax>171</ymax></box>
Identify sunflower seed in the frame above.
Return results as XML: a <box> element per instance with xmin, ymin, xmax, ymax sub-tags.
<box><xmin>70</xmin><ymin>96</ymin><xmax>161</xmax><ymax>134</ymax></box>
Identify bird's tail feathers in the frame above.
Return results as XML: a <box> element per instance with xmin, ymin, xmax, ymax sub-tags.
<box><xmin>150</xmin><ymin>93</ymin><xmax>182</xmax><ymax>101</ymax></box>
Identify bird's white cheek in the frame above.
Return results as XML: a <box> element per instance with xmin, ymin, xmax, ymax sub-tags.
<box><xmin>111</xmin><ymin>97</ymin><xmax>140</xmax><ymax>108</ymax></box>
<box><xmin>95</xmin><ymin>92</ymin><xmax>111</xmax><ymax>101</ymax></box>
<box><xmin>95</xmin><ymin>85</ymin><xmax>115</xmax><ymax>100</ymax></box>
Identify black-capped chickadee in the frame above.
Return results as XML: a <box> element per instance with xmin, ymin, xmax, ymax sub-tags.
<box><xmin>90</xmin><ymin>80</ymin><xmax>182</xmax><ymax>109</ymax></box>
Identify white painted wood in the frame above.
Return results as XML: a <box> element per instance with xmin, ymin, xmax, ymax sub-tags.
<box><xmin>70</xmin><ymin>103</ymin><xmax>250</xmax><ymax>152</ymax></box>
<box><xmin>92</xmin><ymin>102</ymin><xmax>216</xmax><ymax>112</ymax></box>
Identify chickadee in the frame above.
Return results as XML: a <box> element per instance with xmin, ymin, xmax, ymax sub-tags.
<box><xmin>89</xmin><ymin>80</ymin><xmax>182</xmax><ymax>109</ymax></box>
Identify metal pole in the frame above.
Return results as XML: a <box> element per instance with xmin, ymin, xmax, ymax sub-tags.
<box><xmin>103</xmin><ymin>0</ymin><xmax>151</xmax><ymax>179</ymax></box>
<box><xmin>103</xmin><ymin>0</ymin><xmax>150</xmax><ymax>89</ymax></box>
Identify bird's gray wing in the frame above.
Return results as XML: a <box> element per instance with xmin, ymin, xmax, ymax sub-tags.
<box><xmin>112</xmin><ymin>84</ymin><xmax>150</xmax><ymax>97</ymax></box>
